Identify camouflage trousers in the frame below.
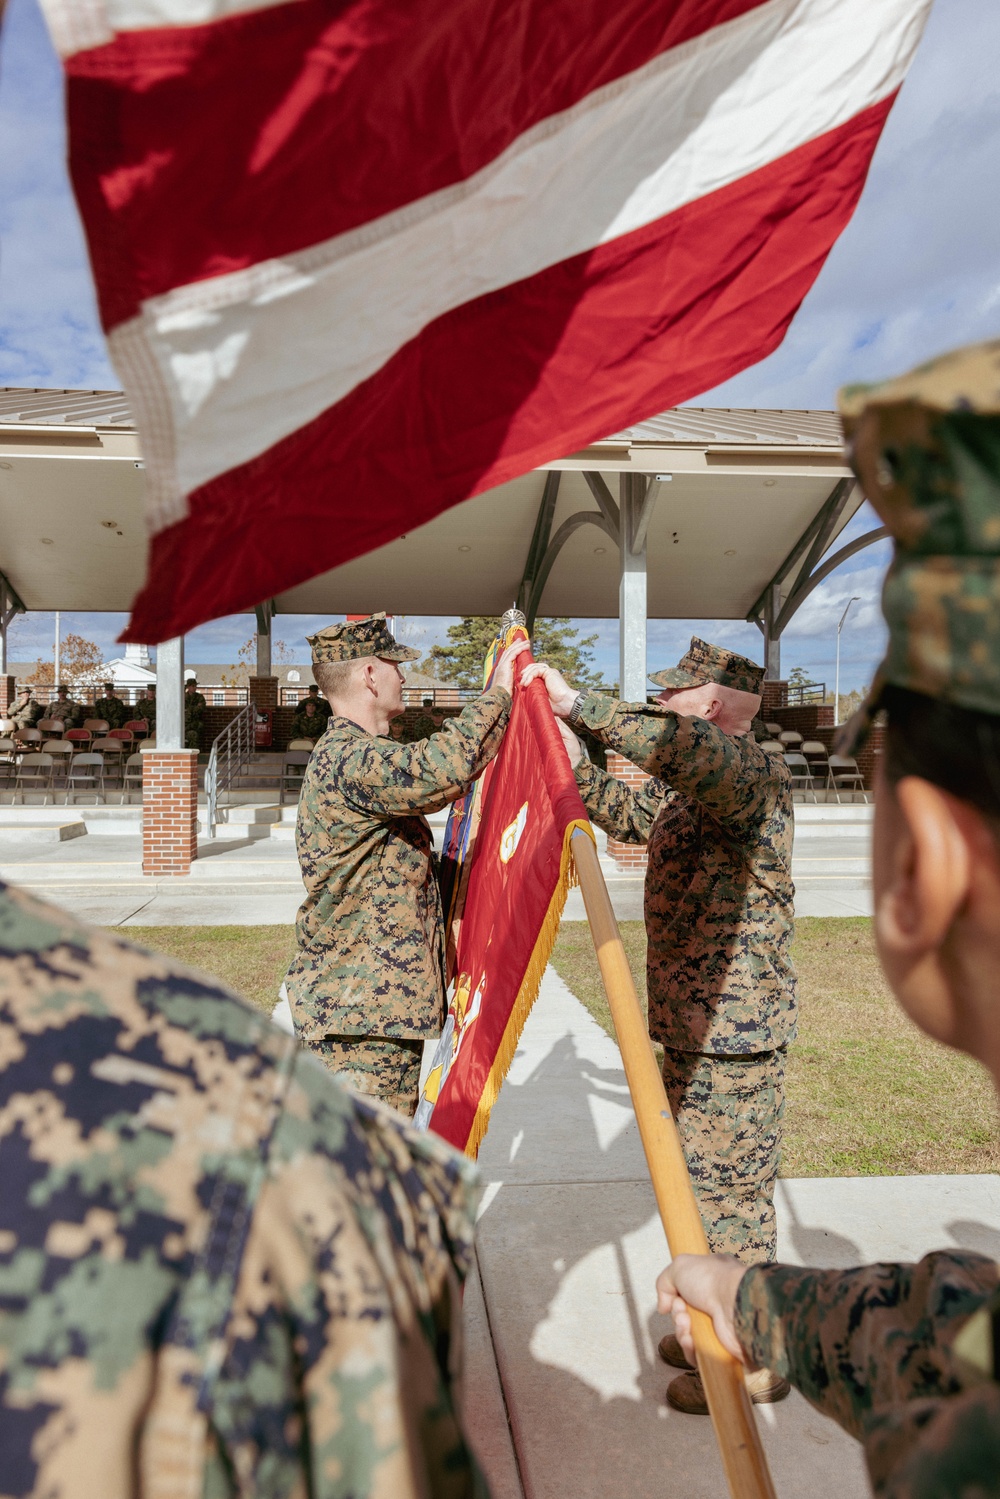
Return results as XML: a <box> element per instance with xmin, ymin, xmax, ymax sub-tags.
<box><xmin>661</xmin><ymin>1046</ymin><xmax>786</xmax><ymax>1263</ymax></box>
<box><xmin>305</xmin><ymin>1035</ymin><xmax>424</xmax><ymax>1118</ymax></box>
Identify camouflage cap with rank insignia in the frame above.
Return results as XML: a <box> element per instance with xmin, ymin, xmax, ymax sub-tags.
<box><xmin>837</xmin><ymin>337</ymin><xmax>1000</xmax><ymax>754</ymax></box>
<box><xmin>307</xmin><ymin>612</ymin><xmax>420</xmax><ymax>664</ymax></box>
<box><xmin>649</xmin><ymin>635</ymin><xmax>764</xmax><ymax>695</ymax></box>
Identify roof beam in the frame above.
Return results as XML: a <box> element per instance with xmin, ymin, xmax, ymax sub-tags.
<box><xmin>582</xmin><ymin>473</ymin><xmax>621</xmax><ymax>545</ymax></box>
<box><xmin>516</xmin><ymin>472</ymin><xmax>561</xmax><ymax>614</ymax></box>
<box><xmin>525</xmin><ymin>510</ymin><xmax>617</xmax><ymax>630</ymax></box>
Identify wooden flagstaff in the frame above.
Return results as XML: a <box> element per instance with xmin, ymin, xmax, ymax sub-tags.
<box><xmin>571</xmin><ymin>829</ymin><xmax>778</xmax><ymax>1499</ymax></box>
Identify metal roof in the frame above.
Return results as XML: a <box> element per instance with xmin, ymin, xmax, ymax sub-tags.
<box><xmin>0</xmin><ymin>388</ymin><xmax>843</xmax><ymax>448</ymax></box>
<box><xmin>0</xmin><ymin>387</ymin><xmax>857</xmax><ymax>622</ymax></box>
<box><xmin>0</xmin><ymin>388</ymin><xmax>135</xmax><ymax>428</ymax></box>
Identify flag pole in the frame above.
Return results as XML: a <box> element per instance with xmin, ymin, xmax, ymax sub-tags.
<box><xmin>570</xmin><ymin>829</ymin><xmax>777</xmax><ymax>1499</ymax></box>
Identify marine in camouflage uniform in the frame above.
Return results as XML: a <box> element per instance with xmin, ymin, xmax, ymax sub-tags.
<box><xmin>568</xmin><ymin>640</ymin><xmax>795</xmax><ymax>1272</ymax></box>
<box><xmin>289</xmin><ymin>700</ymin><xmax>327</xmax><ymax>742</ymax></box>
<box><xmin>47</xmin><ymin>687</ymin><xmax>82</xmax><ymax>729</ymax></box>
<box><xmin>0</xmin><ymin>876</ymin><xmax>484</xmax><ymax>1497</ymax></box>
<box><xmin>285</xmin><ymin>615</ymin><xmax>513</xmax><ymax>1117</ymax></box>
<box><xmin>305</xmin><ymin>684</ymin><xmax>332</xmax><ymax>719</ymax></box>
<box><xmin>659</xmin><ymin>339</ymin><xmax>1000</xmax><ymax>1489</ymax></box>
<box><xmin>135</xmin><ymin>687</ymin><xmax>156</xmax><ymax>732</ymax></box>
<box><xmin>92</xmin><ymin>682</ymin><xmax>126</xmax><ymax>729</ymax></box>
<box><xmin>9</xmin><ymin>688</ymin><xmax>43</xmax><ymax>730</ymax></box>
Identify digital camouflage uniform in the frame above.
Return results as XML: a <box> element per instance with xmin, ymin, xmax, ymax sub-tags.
<box><xmin>286</xmin><ymin>615</ymin><xmax>512</xmax><ymax>1116</ymax></box>
<box><xmin>724</xmin><ymin>340</ymin><xmax>1000</xmax><ymax>1492</ymax></box>
<box><xmin>135</xmin><ymin>693</ymin><xmax>156</xmax><ymax>732</ymax></box>
<box><xmin>570</xmin><ymin>639</ymin><xmax>795</xmax><ymax>1262</ymax></box>
<box><xmin>9</xmin><ymin>693</ymin><xmax>43</xmax><ymax>730</ymax></box>
<box><xmin>0</xmin><ymin>877</ymin><xmax>484</xmax><ymax>1498</ymax></box>
<box><xmin>48</xmin><ymin>692</ymin><xmax>82</xmax><ymax>729</ymax></box>
<box><xmin>289</xmin><ymin>704</ymin><xmax>326</xmax><ymax>742</ymax></box>
<box><xmin>92</xmin><ymin>689</ymin><xmax>126</xmax><ymax>728</ymax></box>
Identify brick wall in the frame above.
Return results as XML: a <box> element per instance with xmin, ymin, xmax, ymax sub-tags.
<box><xmin>248</xmin><ymin>675</ymin><xmax>279</xmax><ymax>713</ymax></box>
<box><xmin>142</xmin><ymin>750</ymin><xmax>198</xmax><ymax>875</ymax></box>
<box><xmin>0</xmin><ymin>676</ymin><xmax>16</xmax><ymax>715</ymax></box>
<box><xmin>605</xmin><ymin>751</ymin><xmax>651</xmax><ymax>872</ymax></box>
<box><xmin>761</xmin><ymin>680</ymin><xmax>788</xmax><ymax>716</ymax></box>
<box><xmin>767</xmin><ymin>702</ymin><xmax>835</xmax><ymax>736</ymax></box>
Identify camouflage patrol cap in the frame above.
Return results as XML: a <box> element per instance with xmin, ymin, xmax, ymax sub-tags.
<box><xmin>649</xmin><ymin>636</ymin><xmax>764</xmax><ymax>695</ymax></box>
<box><xmin>837</xmin><ymin>337</ymin><xmax>1000</xmax><ymax>754</ymax></box>
<box><xmin>308</xmin><ymin>613</ymin><xmax>419</xmax><ymax>664</ymax></box>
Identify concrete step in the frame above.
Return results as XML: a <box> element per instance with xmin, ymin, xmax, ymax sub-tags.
<box><xmin>0</xmin><ymin>822</ymin><xmax>87</xmax><ymax>843</ymax></box>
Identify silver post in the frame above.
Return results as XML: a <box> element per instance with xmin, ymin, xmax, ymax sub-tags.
<box><xmin>834</xmin><ymin>596</ymin><xmax>860</xmax><ymax>725</ymax></box>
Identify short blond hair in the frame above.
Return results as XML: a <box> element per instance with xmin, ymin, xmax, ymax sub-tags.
<box><xmin>313</xmin><ymin>658</ymin><xmax>366</xmax><ymax>701</ymax></box>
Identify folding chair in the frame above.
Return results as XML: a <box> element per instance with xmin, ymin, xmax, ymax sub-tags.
<box><xmin>759</xmin><ymin>740</ymin><xmax>785</xmax><ymax>754</ymax></box>
<box><xmin>91</xmin><ymin>738</ymin><xmax>125</xmax><ymax>787</ymax></box>
<box><xmin>37</xmin><ymin>718</ymin><xmax>65</xmax><ymax>739</ymax></box>
<box><xmin>778</xmin><ymin>730</ymin><xmax>803</xmax><ymax>748</ymax></box>
<box><xmin>280</xmin><ymin>751</ymin><xmax>312</xmax><ymax>805</ymax></box>
<box><xmin>826</xmin><ymin>755</ymin><xmax>866</xmax><ymax>804</ymax></box>
<box><xmin>0</xmin><ymin>738</ymin><xmax>19</xmax><ymax>795</ymax></box>
<box><xmin>15</xmin><ymin>728</ymin><xmax>43</xmax><ymax>749</ymax></box>
<box><xmin>0</xmin><ymin>719</ymin><xmax>16</xmax><ymax>735</ymax></box>
<box><xmin>287</xmin><ymin>738</ymin><xmax>316</xmax><ymax>752</ymax></box>
<box><xmin>46</xmin><ymin>740</ymin><xmax>75</xmax><ymax>792</ymax></box>
<box><xmin>120</xmin><ymin>752</ymin><xmax>144</xmax><ymax>804</ymax></box>
<box><xmin>783</xmin><ymin>752</ymin><xmax>817</xmax><ymax>802</ymax></box>
<box><xmin>764</xmin><ymin>722</ymin><xmax>783</xmax><ymax>736</ymax></box>
<box><xmin>66</xmin><ymin>753</ymin><xmax>105</xmax><ymax>804</ymax></box>
<box><xmin>14</xmin><ymin>752</ymin><xmax>54</xmax><ymax>804</ymax></box>
<box><xmin>123</xmin><ymin>718</ymin><xmax>149</xmax><ymax>739</ymax></box>
<box><xmin>66</xmin><ymin>728</ymin><xmax>92</xmax><ymax>749</ymax></box>
<box><xmin>83</xmin><ymin>718</ymin><xmax>110</xmax><ymax>735</ymax></box>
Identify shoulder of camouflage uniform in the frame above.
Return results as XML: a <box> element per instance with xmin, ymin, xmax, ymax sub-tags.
<box><xmin>0</xmin><ymin>878</ymin><xmax>479</xmax><ymax>1491</ymax></box>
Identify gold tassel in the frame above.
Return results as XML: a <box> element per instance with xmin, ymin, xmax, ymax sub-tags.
<box><xmin>463</xmin><ymin>820</ymin><xmax>593</xmax><ymax>1158</ymax></box>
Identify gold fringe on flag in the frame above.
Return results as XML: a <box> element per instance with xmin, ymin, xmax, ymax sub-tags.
<box><xmin>464</xmin><ymin>818</ymin><xmax>594</xmax><ymax>1157</ymax></box>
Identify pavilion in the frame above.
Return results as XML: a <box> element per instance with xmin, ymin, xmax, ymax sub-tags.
<box><xmin>0</xmin><ymin>388</ymin><xmax>887</xmax><ymax>872</ymax></box>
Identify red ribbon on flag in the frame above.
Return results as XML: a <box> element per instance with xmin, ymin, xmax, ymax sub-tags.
<box><xmin>422</xmin><ymin>654</ymin><xmax>592</xmax><ymax>1155</ymax></box>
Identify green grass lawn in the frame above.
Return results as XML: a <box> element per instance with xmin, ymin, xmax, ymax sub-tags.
<box><xmin>550</xmin><ymin>917</ymin><xmax>999</xmax><ymax>1177</ymax></box>
<box><xmin>113</xmin><ymin>918</ymin><xmax>999</xmax><ymax>1178</ymax></box>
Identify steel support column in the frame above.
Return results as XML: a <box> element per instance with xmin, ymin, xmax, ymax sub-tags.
<box><xmin>157</xmin><ymin>636</ymin><xmax>185</xmax><ymax>750</ymax></box>
<box><xmin>619</xmin><ymin>474</ymin><xmax>654</xmax><ymax>702</ymax></box>
<box><xmin>255</xmin><ymin>601</ymin><xmax>273</xmax><ymax>678</ymax></box>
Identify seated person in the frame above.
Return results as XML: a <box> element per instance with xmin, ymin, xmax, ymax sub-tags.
<box><xmin>290</xmin><ymin>697</ymin><xmax>327</xmax><ymax>741</ymax></box>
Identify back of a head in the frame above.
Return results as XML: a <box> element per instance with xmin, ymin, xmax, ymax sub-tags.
<box><xmin>839</xmin><ymin>339</ymin><xmax>1000</xmax><ymax>836</ymax></box>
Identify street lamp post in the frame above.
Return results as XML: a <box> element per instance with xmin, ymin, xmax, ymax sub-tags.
<box><xmin>834</xmin><ymin>596</ymin><xmax>860</xmax><ymax>726</ymax></box>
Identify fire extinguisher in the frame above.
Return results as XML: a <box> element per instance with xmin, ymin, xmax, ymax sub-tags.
<box><xmin>254</xmin><ymin>707</ymin><xmax>273</xmax><ymax>748</ymax></box>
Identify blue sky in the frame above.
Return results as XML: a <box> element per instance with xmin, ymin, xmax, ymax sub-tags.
<box><xmin>2</xmin><ymin>0</ymin><xmax>999</xmax><ymax>686</ymax></box>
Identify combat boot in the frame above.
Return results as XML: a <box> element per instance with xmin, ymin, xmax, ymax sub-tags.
<box><xmin>666</xmin><ymin>1368</ymin><xmax>790</xmax><ymax>1415</ymax></box>
<box><xmin>657</xmin><ymin>1333</ymin><xmax>695</xmax><ymax>1371</ymax></box>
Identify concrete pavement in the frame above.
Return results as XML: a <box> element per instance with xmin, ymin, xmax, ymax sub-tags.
<box><xmin>460</xmin><ymin>968</ymin><xmax>1000</xmax><ymax>1499</ymax></box>
<box><xmin>0</xmin><ymin>803</ymin><xmax>873</xmax><ymax>923</ymax></box>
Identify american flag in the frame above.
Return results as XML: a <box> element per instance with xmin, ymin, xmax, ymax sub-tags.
<box><xmin>40</xmin><ymin>0</ymin><xmax>931</xmax><ymax>641</ymax></box>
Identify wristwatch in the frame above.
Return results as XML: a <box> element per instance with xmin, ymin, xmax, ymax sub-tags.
<box><xmin>568</xmin><ymin>692</ymin><xmax>586</xmax><ymax>726</ymax></box>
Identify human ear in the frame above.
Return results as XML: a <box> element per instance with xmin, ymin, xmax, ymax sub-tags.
<box><xmin>874</xmin><ymin>776</ymin><xmax>972</xmax><ymax>1043</ymax></box>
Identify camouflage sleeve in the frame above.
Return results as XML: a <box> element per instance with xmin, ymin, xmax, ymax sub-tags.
<box><xmin>734</xmin><ymin>1253</ymin><xmax>1000</xmax><ymax>1479</ymax></box>
<box><xmin>573</xmin><ymin>757</ymin><xmax>669</xmax><ymax>843</ymax></box>
<box><xmin>326</xmin><ymin>686</ymin><xmax>511</xmax><ymax>817</ymax></box>
<box><xmin>576</xmin><ymin>692</ymin><xmax>784</xmax><ymax>830</ymax></box>
<box><xmin>211</xmin><ymin>1052</ymin><xmax>482</xmax><ymax>1499</ymax></box>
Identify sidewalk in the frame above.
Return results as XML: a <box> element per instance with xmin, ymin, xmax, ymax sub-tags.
<box><xmin>462</xmin><ymin>969</ymin><xmax>1000</xmax><ymax>1499</ymax></box>
<box><xmin>0</xmin><ymin>806</ymin><xmax>873</xmax><ymax>923</ymax></box>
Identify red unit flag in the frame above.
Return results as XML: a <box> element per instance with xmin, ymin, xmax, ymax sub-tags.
<box><xmin>418</xmin><ymin>651</ymin><xmax>591</xmax><ymax>1155</ymax></box>
<box><xmin>40</xmin><ymin>0</ymin><xmax>931</xmax><ymax>641</ymax></box>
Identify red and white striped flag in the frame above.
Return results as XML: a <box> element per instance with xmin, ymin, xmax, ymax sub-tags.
<box><xmin>41</xmin><ymin>0</ymin><xmax>930</xmax><ymax>642</ymax></box>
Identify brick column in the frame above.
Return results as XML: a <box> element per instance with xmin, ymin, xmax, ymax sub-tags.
<box><xmin>606</xmin><ymin>751</ymin><xmax>651</xmax><ymax>872</ymax></box>
<box><xmin>142</xmin><ymin>750</ymin><xmax>198</xmax><ymax>875</ymax></box>
<box><xmin>0</xmin><ymin>676</ymin><xmax>16</xmax><ymax>715</ymax></box>
<box><xmin>248</xmin><ymin>675</ymin><xmax>278</xmax><ymax>712</ymax></box>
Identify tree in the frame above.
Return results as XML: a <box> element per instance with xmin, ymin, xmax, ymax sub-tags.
<box><xmin>423</xmin><ymin>617</ymin><xmax>605</xmax><ymax>692</ymax></box>
<box><xmin>219</xmin><ymin>636</ymin><xmax>294</xmax><ymax>686</ymax></box>
<box><xmin>26</xmin><ymin>634</ymin><xmax>106</xmax><ymax>688</ymax></box>
<box><xmin>788</xmin><ymin>666</ymin><xmax>812</xmax><ymax>688</ymax></box>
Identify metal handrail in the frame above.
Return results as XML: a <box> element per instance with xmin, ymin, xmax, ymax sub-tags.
<box><xmin>205</xmin><ymin>703</ymin><xmax>255</xmax><ymax>837</ymax></box>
